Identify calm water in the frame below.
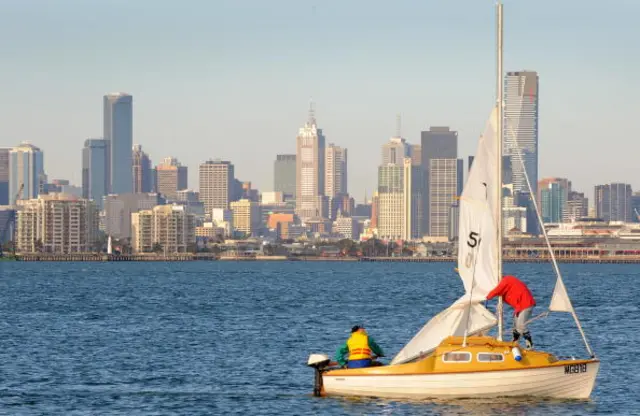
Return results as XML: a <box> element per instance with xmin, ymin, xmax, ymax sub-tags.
<box><xmin>0</xmin><ymin>261</ymin><xmax>637</xmax><ymax>415</ymax></box>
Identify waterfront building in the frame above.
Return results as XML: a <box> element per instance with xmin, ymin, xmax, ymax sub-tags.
<box><xmin>104</xmin><ymin>93</ymin><xmax>133</xmax><ymax>194</ymax></box>
<box><xmin>199</xmin><ymin>160</ymin><xmax>235</xmax><ymax>214</ymax></box>
<box><xmin>504</xmin><ymin>71</ymin><xmax>539</xmax><ymax>194</ymax></box>
<box><xmin>156</xmin><ymin>157</ymin><xmax>188</xmax><ymax>201</ymax></box>
<box><xmin>295</xmin><ymin>107</ymin><xmax>325</xmax><ymax>220</ymax></box>
<box><xmin>595</xmin><ymin>183</ymin><xmax>633</xmax><ymax>222</ymax></box>
<box><xmin>16</xmin><ymin>193</ymin><xmax>99</xmax><ymax>253</ymax></box>
<box><xmin>132</xmin><ymin>144</ymin><xmax>153</xmax><ymax>193</ymax></box>
<box><xmin>131</xmin><ymin>204</ymin><xmax>195</xmax><ymax>253</ymax></box>
<box><xmin>9</xmin><ymin>142</ymin><xmax>45</xmax><ymax>205</ymax></box>
<box><xmin>104</xmin><ymin>193</ymin><xmax>165</xmax><ymax>239</ymax></box>
<box><xmin>0</xmin><ymin>206</ymin><xmax>16</xmax><ymax>245</ymax></box>
<box><xmin>230</xmin><ymin>199</ymin><xmax>261</xmax><ymax>237</ymax></box>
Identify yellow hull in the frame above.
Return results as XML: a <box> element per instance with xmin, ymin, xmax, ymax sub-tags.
<box><xmin>321</xmin><ymin>336</ymin><xmax>599</xmax><ymax>399</ymax></box>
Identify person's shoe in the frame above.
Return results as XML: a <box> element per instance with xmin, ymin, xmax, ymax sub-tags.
<box><xmin>512</xmin><ymin>330</ymin><xmax>521</xmax><ymax>342</ymax></box>
<box><xmin>523</xmin><ymin>332</ymin><xmax>533</xmax><ymax>349</ymax></box>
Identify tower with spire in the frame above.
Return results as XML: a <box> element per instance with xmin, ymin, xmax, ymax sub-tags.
<box><xmin>295</xmin><ymin>102</ymin><xmax>327</xmax><ymax>220</ymax></box>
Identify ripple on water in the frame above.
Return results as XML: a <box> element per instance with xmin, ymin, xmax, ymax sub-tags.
<box><xmin>0</xmin><ymin>261</ymin><xmax>637</xmax><ymax>415</ymax></box>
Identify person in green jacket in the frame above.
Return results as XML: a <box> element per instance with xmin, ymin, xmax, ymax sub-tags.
<box><xmin>334</xmin><ymin>325</ymin><xmax>385</xmax><ymax>368</ymax></box>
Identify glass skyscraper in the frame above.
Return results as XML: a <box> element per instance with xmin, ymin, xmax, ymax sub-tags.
<box><xmin>9</xmin><ymin>142</ymin><xmax>45</xmax><ymax>205</ymax></box>
<box><xmin>104</xmin><ymin>93</ymin><xmax>133</xmax><ymax>194</ymax></box>
<box><xmin>82</xmin><ymin>138</ymin><xmax>108</xmax><ymax>209</ymax></box>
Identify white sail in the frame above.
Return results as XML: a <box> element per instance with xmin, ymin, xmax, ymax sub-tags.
<box><xmin>390</xmin><ymin>301</ymin><xmax>497</xmax><ymax>365</ymax></box>
<box><xmin>391</xmin><ymin>109</ymin><xmax>501</xmax><ymax>365</ymax></box>
<box><xmin>549</xmin><ymin>276</ymin><xmax>574</xmax><ymax>313</ymax></box>
<box><xmin>457</xmin><ymin>106</ymin><xmax>500</xmax><ymax>300</ymax></box>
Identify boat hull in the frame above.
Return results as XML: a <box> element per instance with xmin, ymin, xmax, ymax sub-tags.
<box><xmin>323</xmin><ymin>359</ymin><xmax>599</xmax><ymax>400</ymax></box>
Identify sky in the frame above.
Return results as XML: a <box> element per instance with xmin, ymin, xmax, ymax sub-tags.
<box><xmin>0</xmin><ymin>0</ymin><xmax>638</xmax><ymax>202</ymax></box>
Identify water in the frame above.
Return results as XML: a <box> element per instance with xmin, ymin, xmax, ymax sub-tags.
<box><xmin>0</xmin><ymin>261</ymin><xmax>637</xmax><ymax>415</ymax></box>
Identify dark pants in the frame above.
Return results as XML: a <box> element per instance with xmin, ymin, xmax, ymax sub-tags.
<box><xmin>348</xmin><ymin>359</ymin><xmax>372</xmax><ymax>368</ymax></box>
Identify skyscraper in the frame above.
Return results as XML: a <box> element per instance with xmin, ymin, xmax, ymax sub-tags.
<box><xmin>631</xmin><ymin>192</ymin><xmax>640</xmax><ymax>223</ymax></box>
<box><xmin>504</xmin><ymin>71</ymin><xmax>539</xmax><ymax>194</ymax></box>
<box><xmin>274</xmin><ymin>154</ymin><xmax>296</xmax><ymax>199</ymax></box>
<box><xmin>199</xmin><ymin>160</ymin><xmax>235</xmax><ymax>214</ymax></box>
<box><xmin>82</xmin><ymin>138</ymin><xmax>108</xmax><ymax>209</ymax></box>
<box><xmin>0</xmin><ymin>148</ymin><xmax>11</xmax><ymax>205</ymax></box>
<box><xmin>104</xmin><ymin>92</ymin><xmax>133</xmax><ymax>194</ymax></box>
<box><xmin>428</xmin><ymin>158</ymin><xmax>463</xmax><ymax>237</ymax></box>
<box><xmin>538</xmin><ymin>178</ymin><xmax>570</xmax><ymax>223</ymax></box>
<box><xmin>132</xmin><ymin>144</ymin><xmax>152</xmax><ymax>193</ymax></box>
<box><xmin>295</xmin><ymin>108</ymin><xmax>326</xmax><ymax>220</ymax></box>
<box><xmin>381</xmin><ymin>137</ymin><xmax>409</xmax><ymax>165</ymax></box>
<box><xmin>325</xmin><ymin>144</ymin><xmax>347</xmax><ymax>198</ymax></box>
<box><xmin>421</xmin><ymin>126</ymin><xmax>458</xmax><ymax>234</ymax></box>
<box><xmin>595</xmin><ymin>183</ymin><xmax>632</xmax><ymax>222</ymax></box>
<box><xmin>156</xmin><ymin>157</ymin><xmax>188</xmax><ymax>201</ymax></box>
<box><xmin>9</xmin><ymin>142</ymin><xmax>45</xmax><ymax>205</ymax></box>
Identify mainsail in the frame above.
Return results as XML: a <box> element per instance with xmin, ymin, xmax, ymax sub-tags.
<box><xmin>391</xmin><ymin>108</ymin><xmax>501</xmax><ymax>365</ymax></box>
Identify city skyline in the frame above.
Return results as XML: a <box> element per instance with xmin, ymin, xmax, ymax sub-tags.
<box><xmin>0</xmin><ymin>1</ymin><xmax>638</xmax><ymax>199</ymax></box>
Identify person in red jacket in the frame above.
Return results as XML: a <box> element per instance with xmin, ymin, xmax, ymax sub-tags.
<box><xmin>486</xmin><ymin>275</ymin><xmax>536</xmax><ymax>348</ymax></box>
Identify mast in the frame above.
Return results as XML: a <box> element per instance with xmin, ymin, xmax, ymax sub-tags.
<box><xmin>496</xmin><ymin>1</ymin><xmax>504</xmax><ymax>341</ymax></box>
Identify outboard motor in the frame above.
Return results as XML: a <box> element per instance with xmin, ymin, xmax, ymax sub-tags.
<box><xmin>307</xmin><ymin>354</ymin><xmax>331</xmax><ymax>396</ymax></box>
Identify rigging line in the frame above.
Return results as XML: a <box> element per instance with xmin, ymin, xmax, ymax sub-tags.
<box><xmin>504</xmin><ymin>124</ymin><xmax>595</xmax><ymax>358</ymax></box>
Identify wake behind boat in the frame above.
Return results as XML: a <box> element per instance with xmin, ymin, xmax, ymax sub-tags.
<box><xmin>307</xmin><ymin>2</ymin><xmax>598</xmax><ymax>400</ymax></box>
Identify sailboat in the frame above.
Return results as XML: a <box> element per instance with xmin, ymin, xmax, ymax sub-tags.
<box><xmin>307</xmin><ymin>2</ymin><xmax>599</xmax><ymax>399</ymax></box>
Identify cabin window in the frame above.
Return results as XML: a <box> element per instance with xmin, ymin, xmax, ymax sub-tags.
<box><xmin>477</xmin><ymin>353</ymin><xmax>504</xmax><ymax>362</ymax></box>
<box><xmin>442</xmin><ymin>352</ymin><xmax>472</xmax><ymax>363</ymax></box>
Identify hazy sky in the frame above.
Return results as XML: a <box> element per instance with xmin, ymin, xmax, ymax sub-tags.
<box><xmin>1</xmin><ymin>0</ymin><xmax>638</xmax><ymax>201</ymax></box>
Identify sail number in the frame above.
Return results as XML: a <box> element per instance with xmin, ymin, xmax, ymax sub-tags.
<box><xmin>467</xmin><ymin>232</ymin><xmax>480</xmax><ymax>248</ymax></box>
<box><xmin>464</xmin><ymin>232</ymin><xmax>480</xmax><ymax>268</ymax></box>
<box><xmin>564</xmin><ymin>364</ymin><xmax>587</xmax><ymax>375</ymax></box>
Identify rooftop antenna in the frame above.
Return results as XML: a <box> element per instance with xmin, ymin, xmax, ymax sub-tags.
<box><xmin>396</xmin><ymin>113</ymin><xmax>402</xmax><ymax>138</ymax></box>
<box><xmin>308</xmin><ymin>99</ymin><xmax>316</xmax><ymax>125</ymax></box>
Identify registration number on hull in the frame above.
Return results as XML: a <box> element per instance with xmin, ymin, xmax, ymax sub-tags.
<box><xmin>564</xmin><ymin>363</ymin><xmax>587</xmax><ymax>374</ymax></box>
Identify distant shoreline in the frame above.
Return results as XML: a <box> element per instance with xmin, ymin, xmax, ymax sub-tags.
<box><xmin>8</xmin><ymin>254</ymin><xmax>640</xmax><ymax>264</ymax></box>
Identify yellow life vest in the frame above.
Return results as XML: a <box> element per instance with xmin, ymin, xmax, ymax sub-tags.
<box><xmin>347</xmin><ymin>332</ymin><xmax>372</xmax><ymax>361</ymax></box>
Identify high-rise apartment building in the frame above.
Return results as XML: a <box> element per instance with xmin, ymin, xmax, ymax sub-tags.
<box><xmin>131</xmin><ymin>204</ymin><xmax>195</xmax><ymax>253</ymax></box>
<box><xmin>0</xmin><ymin>148</ymin><xmax>11</xmax><ymax>205</ymax></box>
<box><xmin>155</xmin><ymin>157</ymin><xmax>188</xmax><ymax>201</ymax></box>
<box><xmin>274</xmin><ymin>154</ymin><xmax>296</xmax><ymax>199</ymax></box>
<box><xmin>199</xmin><ymin>160</ymin><xmax>235</xmax><ymax>215</ymax></box>
<box><xmin>538</xmin><ymin>178</ymin><xmax>570</xmax><ymax>224</ymax></box>
<box><xmin>295</xmin><ymin>110</ymin><xmax>326</xmax><ymax>220</ymax></box>
<box><xmin>504</xmin><ymin>71</ymin><xmax>539</xmax><ymax>195</ymax></box>
<box><xmin>428</xmin><ymin>158</ymin><xmax>463</xmax><ymax>237</ymax></box>
<box><xmin>421</xmin><ymin>127</ymin><xmax>458</xmax><ymax>233</ymax></box>
<box><xmin>82</xmin><ymin>138</ymin><xmax>108</xmax><ymax>209</ymax></box>
<box><xmin>9</xmin><ymin>142</ymin><xmax>45</xmax><ymax>205</ymax></box>
<box><xmin>104</xmin><ymin>93</ymin><xmax>133</xmax><ymax>194</ymax></box>
<box><xmin>132</xmin><ymin>144</ymin><xmax>152</xmax><ymax>193</ymax></box>
<box><xmin>325</xmin><ymin>144</ymin><xmax>347</xmax><ymax>198</ymax></box>
<box><xmin>16</xmin><ymin>193</ymin><xmax>99</xmax><ymax>253</ymax></box>
<box><xmin>595</xmin><ymin>183</ymin><xmax>632</xmax><ymax>222</ymax></box>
